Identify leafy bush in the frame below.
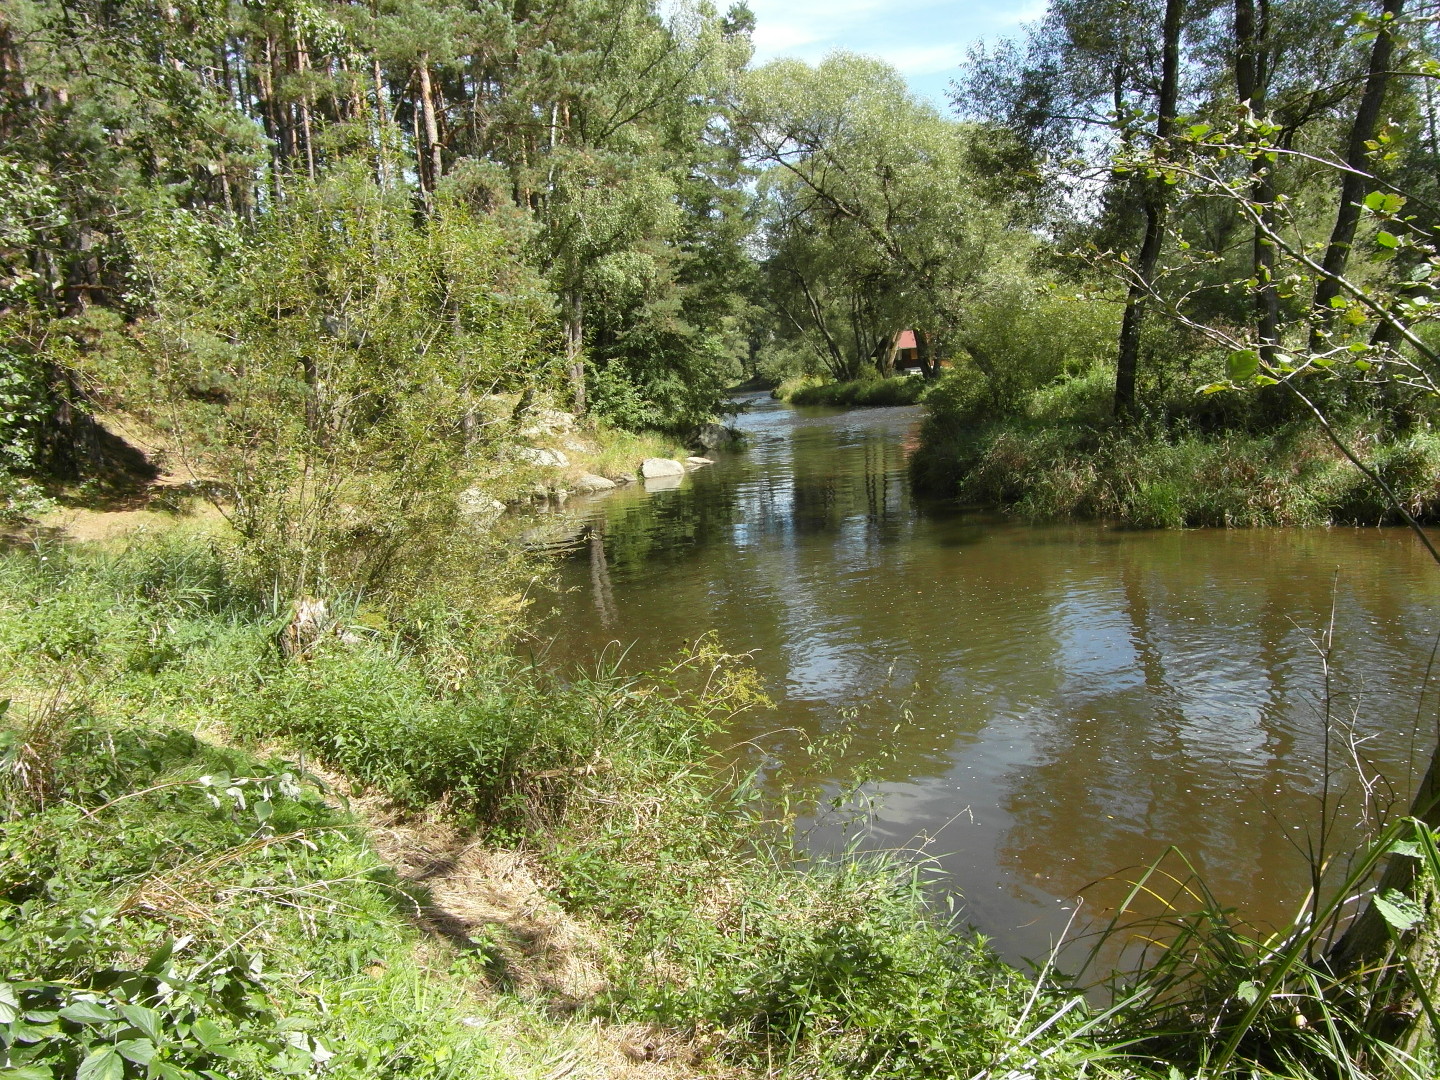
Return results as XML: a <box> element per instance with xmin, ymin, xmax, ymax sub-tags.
<box><xmin>782</xmin><ymin>374</ymin><xmax>933</xmax><ymax>407</ymax></box>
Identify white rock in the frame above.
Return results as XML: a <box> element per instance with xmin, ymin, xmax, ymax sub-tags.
<box><xmin>686</xmin><ymin>456</ymin><xmax>714</xmax><ymax>466</ymax></box>
<box><xmin>515</xmin><ymin>446</ymin><xmax>569</xmax><ymax>468</ymax></box>
<box><xmin>457</xmin><ymin>488</ymin><xmax>506</xmax><ymax>522</ymax></box>
<box><xmin>518</xmin><ymin>408</ymin><xmax>576</xmax><ymax>437</ymax></box>
<box><xmin>574</xmin><ymin>473</ymin><xmax>617</xmax><ymax>493</ymax></box>
<box><xmin>641</xmin><ymin>457</ymin><xmax>685</xmax><ymax>478</ymax></box>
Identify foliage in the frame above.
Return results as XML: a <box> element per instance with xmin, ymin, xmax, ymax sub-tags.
<box><xmin>743</xmin><ymin>53</ymin><xmax>1015</xmax><ymax>382</ymax></box>
<box><xmin>916</xmin><ymin>406</ymin><xmax>1440</xmax><ymax>528</ymax></box>
<box><xmin>777</xmin><ymin>374</ymin><xmax>932</xmax><ymax>408</ymax></box>
<box><xmin>115</xmin><ymin>170</ymin><xmax>552</xmax><ymax>605</ymax></box>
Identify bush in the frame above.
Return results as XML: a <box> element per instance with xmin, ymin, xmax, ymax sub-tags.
<box><xmin>778</xmin><ymin>373</ymin><xmax>932</xmax><ymax>407</ymax></box>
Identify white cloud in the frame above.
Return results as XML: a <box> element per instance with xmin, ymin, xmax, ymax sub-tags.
<box><xmin>875</xmin><ymin>43</ymin><xmax>969</xmax><ymax>75</ymax></box>
<box><xmin>738</xmin><ymin>0</ymin><xmax>1053</xmax><ymax>106</ymax></box>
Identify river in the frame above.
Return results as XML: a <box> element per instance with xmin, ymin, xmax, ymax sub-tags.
<box><xmin>537</xmin><ymin>393</ymin><xmax>1440</xmax><ymax>971</ymax></box>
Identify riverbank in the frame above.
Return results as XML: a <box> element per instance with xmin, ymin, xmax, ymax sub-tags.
<box><xmin>914</xmin><ymin>412</ymin><xmax>1440</xmax><ymax>528</ymax></box>
<box><xmin>0</xmin><ymin>531</ymin><xmax>1082</xmax><ymax>1080</ymax></box>
<box><xmin>775</xmin><ymin>374</ymin><xmax>933</xmax><ymax>408</ymax></box>
<box><xmin>7</xmin><ymin>510</ymin><xmax>1437</xmax><ymax>1077</ymax></box>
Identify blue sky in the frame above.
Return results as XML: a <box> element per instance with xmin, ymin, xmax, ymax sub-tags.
<box><xmin>744</xmin><ymin>0</ymin><xmax>1048</xmax><ymax>110</ymax></box>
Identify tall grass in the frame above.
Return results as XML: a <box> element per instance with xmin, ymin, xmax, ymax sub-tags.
<box><xmin>776</xmin><ymin>373</ymin><xmax>933</xmax><ymax>408</ymax></box>
<box><xmin>916</xmin><ymin>415</ymin><xmax>1440</xmax><ymax>527</ymax></box>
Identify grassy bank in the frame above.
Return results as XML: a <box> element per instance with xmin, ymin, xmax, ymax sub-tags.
<box><xmin>5</xmin><ymin>527</ymin><xmax>1438</xmax><ymax>1078</ymax></box>
<box><xmin>0</xmin><ymin>533</ymin><xmax>1088</xmax><ymax>1080</ymax></box>
<box><xmin>775</xmin><ymin>374</ymin><xmax>933</xmax><ymax>408</ymax></box>
<box><xmin>914</xmin><ymin>370</ymin><xmax>1440</xmax><ymax>527</ymax></box>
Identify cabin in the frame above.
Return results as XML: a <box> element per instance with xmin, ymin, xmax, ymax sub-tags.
<box><xmin>893</xmin><ymin>330</ymin><xmax>920</xmax><ymax>371</ymax></box>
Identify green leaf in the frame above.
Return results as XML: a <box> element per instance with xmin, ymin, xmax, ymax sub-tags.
<box><xmin>0</xmin><ymin>982</ymin><xmax>18</xmax><ymax>1024</ymax></box>
<box><xmin>1329</xmin><ymin>295</ymin><xmax>1349</xmax><ymax>309</ymax></box>
<box><xmin>1388</xmin><ymin>839</ymin><xmax>1422</xmax><ymax>858</ymax></box>
<box><xmin>1354</xmin><ymin>359</ymin><xmax>1373</xmax><ymax>372</ymax></box>
<box><xmin>1364</xmin><ymin>190</ymin><xmax>1405</xmax><ymax>214</ymax></box>
<box><xmin>1236</xmin><ymin>980</ymin><xmax>1261</xmax><ymax>1004</ymax></box>
<box><xmin>0</xmin><ymin>1067</ymin><xmax>54</xmax><ymax>1080</ymax></box>
<box><xmin>1376</xmin><ymin>230</ymin><xmax>1399</xmax><ymax>249</ymax></box>
<box><xmin>60</xmin><ymin>1002</ymin><xmax>117</xmax><ymax>1025</ymax></box>
<box><xmin>189</xmin><ymin>1017</ymin><xmax>228</xmax><ymax>1048</ymax></box>
<box><xmin>254</xmin><ymin>800</ymin><xmax>273</xmax><ymax>824</ymax></box>
<box><xmin>1226</xmin><ymin>349</ymin><xmax>1260</xmax><ymax>381</ymax></box>
<box><xmin>76</xmin><ymin>1047</ymin><xmax>124</xmax><ymax>1080</ymax></box>
<box><xmin>116</xmin><ymin>1038</ymin><xmax>156</xmax><ymax>1066</ymax></box>
<box><xmin>1374</xmin><ymin>888</ymin><xmax>1424</xmax><ymax>932</ymax></box>
<box><xmin>118</xmin><ymin>1004</ymin><xmax>163</xmax><ymax>1043</ymax></box>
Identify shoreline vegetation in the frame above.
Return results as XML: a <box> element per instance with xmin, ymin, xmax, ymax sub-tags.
<box><xmin>0</xmin><ymin>531</ymin><xmax>1076</xmax><ymax>1080</ymax></box>
<box><xmin>6</xmin><ymin>0</ymin><xmax>1440</xmax><ymax>1072</ymax></box>
<box><xmin>773</xmin><ymin>374</ymin><xmax>933</xmax><ymax>409</ymax></box>
<box><xmin>911</xmin><ymin>368</ymin><xmax>1440</xmax><ymax>529</ymax></box>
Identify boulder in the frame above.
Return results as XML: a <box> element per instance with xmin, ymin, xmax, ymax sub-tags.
<box><xmin>515</xmin><ymin>446</ymin><xmax>569</xmax><ymax>468</ymax></box>
<box><xmin>686</xmin><ymin>456</ymin><xmax>714</xmax><ymax>467</ymax></box>
<box><xmin>518</xmin><ymin>408</ymin><xmax>576</xmax><ymax>438</ymax></box>
<box><xmin>641</xmin><ymin>457</ymin><xmax>685</xmax><ymax>478</ymax></box>
<box><xmin>574</xmin><ymin>473</ymin><xmax>617</xmax><ymax>493</ymax></box>
<box><xmin>458</xmin><ymin>487</ymin><xmax>506</xmax><ymax>523</ymax></box>
<box><xmin>689</xmin><ymin>422</ymin><xmax>739</xmax><ymax>451</ymax></box>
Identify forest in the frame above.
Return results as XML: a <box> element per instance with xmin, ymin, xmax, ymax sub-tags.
<box><xmin>5</xmin><ymin>0</ymin><xmax>1440</xmax><ymax>1077</ymax></box>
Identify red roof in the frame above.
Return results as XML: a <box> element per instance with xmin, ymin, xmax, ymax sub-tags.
<box><xmin>895</xmin><ymin>330</ymin><xmax>916</xmax><ymax>350</ymax></box>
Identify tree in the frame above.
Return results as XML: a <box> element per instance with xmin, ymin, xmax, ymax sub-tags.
<box><xmin>1090</xmin><ymin>2</ymin><xmax>1440</xmax><ymax>1045</ymax></box>
<box><xmin>743</xmin><ymin>53</ymin><xmax>1011</xmax><ymax>383</ymax></box>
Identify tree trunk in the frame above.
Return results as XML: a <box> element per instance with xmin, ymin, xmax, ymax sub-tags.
<box><xmin>371</xmin><ymin>55</ymin><xmax>390</xmax><ymax>189</ymax></box>
<box><xmin>1114</xmin><ymin>0</ymin><xmax>1184</xmax><ymax>417</ymax></box>
<box><xmin>563</xmin><ymin>288</ymin><xmax>586</xmax><ymax>415</ymax></box>
<box><xmin>417</xmin><ymin>53</ymin><xmax>444</xmax><ymax>194</ymax></box>
<box><xmin>916</xmin><ymin>330</ymin><xmax>939</xmax><ymax>380</ymax></box>
<box><xmin>295</xmin><ymin>33</ymin><xmax>317</xmax><ymax>181</ymax></box>
<box><xmin>1235</xmin><ymin>0</ymin><xmax>1281</xmax><ymax>363</ymax></box>
<box><xmin>1310</xmin><ymin>0</ymin><xmax>1405</xmax><ymax>346</ymax></box>
<box><xmin>876</xmin><ymin>333</ymin><xmax>898</xmax><ymax>377</ymax></box>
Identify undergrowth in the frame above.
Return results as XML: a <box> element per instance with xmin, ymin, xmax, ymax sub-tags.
<box><xmin>915</xmin><ymin>369</ymin><xmax>1440</xmax><ymax>526</ymax></box>
<box><xmin>776</xmin><ymin>375</ymin><xmax>932</xmax><ymax>408</ymax></box>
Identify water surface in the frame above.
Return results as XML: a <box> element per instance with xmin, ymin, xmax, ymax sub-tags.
<box><xmin>538</xmin><ymin>393</ymin><xmax>1440</xmax><ymax>968</ymax></box>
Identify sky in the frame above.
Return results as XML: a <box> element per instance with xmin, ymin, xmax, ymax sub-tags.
<box><xmin>742</xmin><ymin>0</ymin><xmax>1048</xmax><ymax>110</ymax></box>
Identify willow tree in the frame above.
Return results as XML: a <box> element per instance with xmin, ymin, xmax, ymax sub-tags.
<box><xmin>742</xmin><ymin>53</ymin><xmax>1011</xmax><ymax>382</ymax></box>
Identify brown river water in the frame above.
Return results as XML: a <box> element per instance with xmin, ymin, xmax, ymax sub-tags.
<box><xmin>535</xmin><ymin>393</ymin><xmax>1440</xmax><ymax>971</ymax></box>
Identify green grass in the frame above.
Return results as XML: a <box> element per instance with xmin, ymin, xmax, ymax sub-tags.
<box><xmin>776</xmin><ymin>374</ymin><xmax>933</xmax><ymax>408</ymax></box>
<box><xmin>915</xmin><ymin>412</ymin><xmax>1440</xmax><ymax>527</ymax></box>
